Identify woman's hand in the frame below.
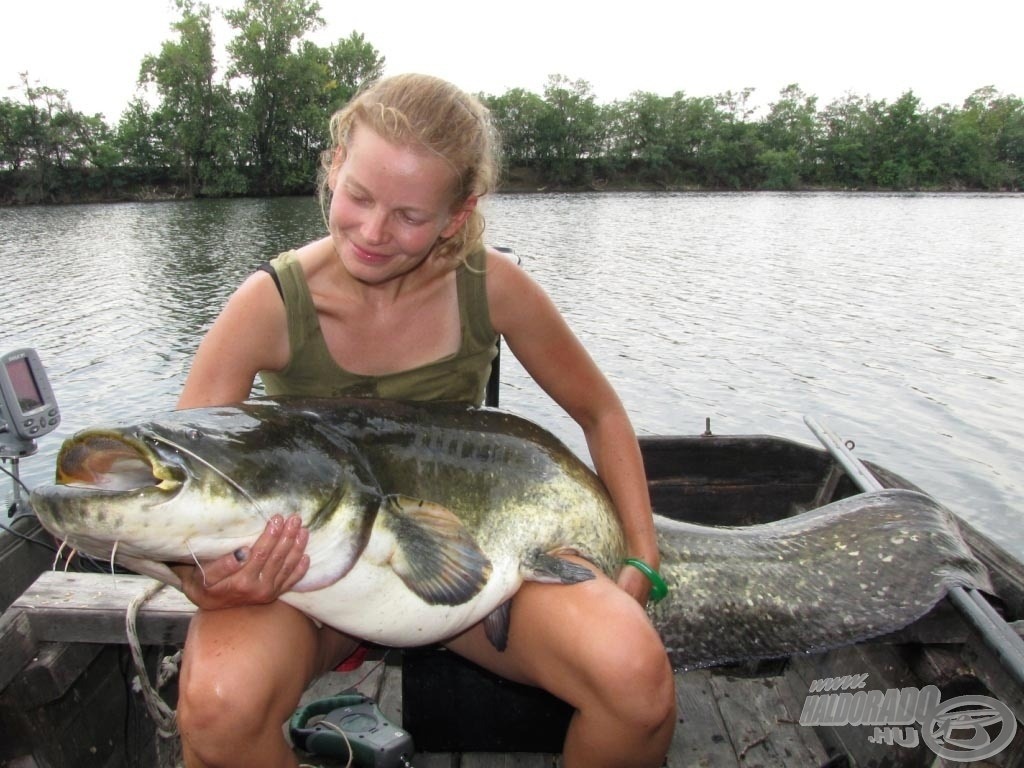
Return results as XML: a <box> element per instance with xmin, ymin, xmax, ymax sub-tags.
<box><xmin>174</xmin><ymin>514</ymin><xmax>311</xmax><ymax>611</ymax></box>
<box><xmin>618</xmin><ymin>559</ymin><xmax>657</xmax><ymax>606</ymax></box>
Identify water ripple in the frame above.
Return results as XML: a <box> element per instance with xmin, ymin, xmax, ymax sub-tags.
<box><xmin>3</xmin><ymin>192</ymin><xmax>1022</xmax><ymax>555</ymax></box>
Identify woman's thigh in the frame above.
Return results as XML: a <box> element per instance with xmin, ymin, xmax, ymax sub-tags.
<box><xmin>444</xmin><ymin>559</ymin><xmax>666</xmax><ymax>706</ymax></box>
<box><xmin>180</xmin><ymin>600</ymin><xmax>359</xmax><ymax>715</ymax></box>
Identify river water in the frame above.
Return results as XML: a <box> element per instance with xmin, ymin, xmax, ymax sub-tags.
<box><xmin>2</xmin><ymin>192</ymin><xmax>1022</xmax><ymax>553</ymax></box>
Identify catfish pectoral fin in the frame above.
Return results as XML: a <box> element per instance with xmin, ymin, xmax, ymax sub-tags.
<box><xmin>522</xmin><ymin>551</ymin><xmax>596</xmax><ymax>584</ymax></box>
<box><xmin>382</xmin><ymin>494</ymin><xmax>492</xmax><ymax>606</ymax></box>
<box><xmin>484</xmin><ymin>601</ymin><xmax>511</xmax><ymax>651</ymax></box>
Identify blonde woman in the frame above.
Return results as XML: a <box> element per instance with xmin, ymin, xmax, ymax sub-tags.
<box><xmin>173</xmin><ymin>74</ymin><xmax>675</xmax><ymax>768</ymax></box>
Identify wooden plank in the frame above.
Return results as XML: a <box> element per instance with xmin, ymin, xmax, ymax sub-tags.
<box><xmin>709</xmin><ymin>672</ymin><xmax>829</xmax><ymax>768</ymax></box>
<box><xmin>0</xmin><ymin>640</ymin><xmax>103</xmax><ymax>708</ymax></box>
<box><xmin>378</xmin><ymin>657</ymin><xmax>404</xmax><ymax>727</ymax></box>
<box><xmin>671</xmin><ymin>668</ymin><xmax>739</xmax><ymax>766</ymax></box>
<box><xmin>907</xmin><ymin>645</ymin><xmax>974</xmax><ymax>690</ymax></box>
<box><xmin>460</xmin><ymin>754</ymin><xmax>553</xmax><ymax>767</ymax></box>
<box><xmin>0</xmin><ymin>517</ymin><xmax>54</xmax><ymax>613</ymax></box>
<box><xmin>296</xmin><ymin>657</ymin><xmax>388</xmax><ymax>706</ymax></box>
<box><xmin>410</xmin><ymin>755</ymin><xmax>458</xmax><ymax>768</ymax></box>
<box><xmin>0</xmin><ymin>608</ymin><xmax>38</xmax><ymax>692</ymax></box>
<box><xmin>0</xmin><ymin>645</ymin><xmax>140</xmax><ymax>768</ymax></box>
<box><xmin>785</xmin><ymin>645</ymin><xmax>936</xmax><ymax>767</ymax></box>
<box><xmin>12</xmin><ymin>571</ymin><xmax>194</xmax><ymax>645</ymax></box>
<box><xmin>961</xmin><ymin>631</ymin><xmax>1024</xmax><ymax>725</ymax></box>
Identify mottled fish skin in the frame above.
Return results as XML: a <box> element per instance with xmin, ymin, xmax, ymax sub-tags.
<box><xmin>29</xmin><ymin>397</ymin><xmax>991</xmax><ymax>666</ymax></box>
<box><xmin>651</xmin><ymin>489</ymin><xmax>992</xmax><ymax>669</ymax></box>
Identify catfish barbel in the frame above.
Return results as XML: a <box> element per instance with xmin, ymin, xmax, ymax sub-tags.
<box><xmin>29</xmin><ymin>397</ymin><xmax>990</xmax><ymax>669</ymax></box>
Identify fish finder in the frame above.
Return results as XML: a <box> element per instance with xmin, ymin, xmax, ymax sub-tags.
<box><xmin>0</xmin><ymin>347</ymin><xmax>61</xmax><ymax>458</ymax></box>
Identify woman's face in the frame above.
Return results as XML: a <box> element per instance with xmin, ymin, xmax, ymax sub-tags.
<box><xmin>329</xmin><ymin>126</ymin><xmax>472</xmax><ymax>285</ymax></box>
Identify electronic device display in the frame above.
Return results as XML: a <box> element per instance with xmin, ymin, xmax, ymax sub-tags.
<box><xmin>0</xmin><ymin>348</ymin><xmax>60</xmax><ymax>451</ymax></box>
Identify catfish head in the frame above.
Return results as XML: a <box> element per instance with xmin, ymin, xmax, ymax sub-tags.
<box><xmin>30</xmin><ymin>402</ymin><xmax>382</xmax><ymax>591</ymax></box>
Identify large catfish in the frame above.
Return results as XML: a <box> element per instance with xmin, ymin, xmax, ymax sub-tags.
<box><xmin>30</xmin><ymin>397</ymin><xmax>990</xmax><ymax>669</ymax></box>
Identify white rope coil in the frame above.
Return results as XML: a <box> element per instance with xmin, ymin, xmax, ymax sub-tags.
<box><xmin>126</xmin><ymin>580</ymin><xmax>180</xmax><ymax>739</ymax></box>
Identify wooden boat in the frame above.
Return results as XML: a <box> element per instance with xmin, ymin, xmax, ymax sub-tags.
<box><xmin>2</xmin><ymin>416</ymin><xmax>1023</xmax><ymax>767</ymax></box>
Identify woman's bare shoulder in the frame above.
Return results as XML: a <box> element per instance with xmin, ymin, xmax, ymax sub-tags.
<box><xmin>290</xmin><ymin>237</ymin><xmax>336</xmax><ymax>277</ymax></box>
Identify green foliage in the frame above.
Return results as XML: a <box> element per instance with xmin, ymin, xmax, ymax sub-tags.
<box><xmin>535</xmin><ymin>75</ymin><xmax>607</xmax><ymax>185</ymax></box>
<box><xmin>607</xmin><ymin>91</ymin><xmax>674</xmax><ymax>182</ymax></box>
<box><xmin>224</xmin><ymin>0</ymin><xmax>324</xmax><ymax>194</ymax></box>
<box><xmin>323</xmin><ymin>32</ymin><xmax>385</xmax><ymax>107</ymax></box>
<box><xmin>484</xmin><ymin>88</ymin><xmax>547</xmax><ymax>169</ymax></box>
<box><xmin>1</xmin><ymin>7</ymin><xmax>1021</xmax><ymax>204</ymax></box>
<box><xmin>758</xmin><ymin>84</ymin><xmax>818</xmax><ymax>188</ymax></box>
<box><xmin>497</xmin><ymin>82</ymin><xmax>1008</xmax><ymax>193</ymax></box>
<box><xmin>1</xmin><ymin>0</ymin><xmax>383</xmax><ymax>203</ymax></box>
<box><xmin>817</xmin><ymin>94</ymin><xmax>872</xmax><ymax>187</ymax></box>
<box><xmin>943</xmin><ymin>87</ymin><xmax>1024</xmax><ymax>189</ymax></box>
<box><xmin>0</xmin><ymin>75</ymin><xmax>122</xmax><ymax>202</ymax></box>
<box><xmin>139</xmin><ymin>1</ymin><xmax>229</xmax><ymax>195</ymax></box>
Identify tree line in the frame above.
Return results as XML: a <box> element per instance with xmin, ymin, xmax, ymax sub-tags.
<box><xmin>2</xmin><ymin>0</ymin><xmax>1022</xmax><ymax>205</ymax></box>
<box><xmin>1</xmin><ymin>0</ymin><xmax>384</xmax><ymax>203</ymax></box>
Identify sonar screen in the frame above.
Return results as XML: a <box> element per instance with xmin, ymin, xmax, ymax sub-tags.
<box><xmin>0</xmin><ymin>348</ymin><xmax>60</xmax><ymax>454</ymax></box>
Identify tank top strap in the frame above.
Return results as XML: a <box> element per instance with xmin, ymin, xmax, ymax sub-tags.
<box><xmin>264</xmin><ymin>250</ymin><xmax>338</xmax><ymax>379</ymax></box>
<box><xmin>456</xmin><ymin>245</ymin><xmax>497</xmax><ymax>353</ymax></box>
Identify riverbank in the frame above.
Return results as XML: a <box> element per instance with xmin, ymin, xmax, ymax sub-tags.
<box><xmin>3</xmin><ymin>166</ymin><xmax>1020</xmax><ymax>206</ymax></box>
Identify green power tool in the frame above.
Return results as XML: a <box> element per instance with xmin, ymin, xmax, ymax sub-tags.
<box><xmin>290</xmin><ymin>693</ymin><xmax>414</xmax><ymax>768</ymax></box>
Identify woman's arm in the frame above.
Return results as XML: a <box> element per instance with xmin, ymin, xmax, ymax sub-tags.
<box><xmin>178</xmin><ymin>271</ymin><xmax>290</xmax><ymax>409</ymax></box>
<box><xmin>486</xmin><ymin>250</ymin><xmax>659</xmax><ymax>604</ymax></box>
<box><xmin>173</xmin><ymin>269</ymin><xmax>310</xmax><ymax>609</ymax></box>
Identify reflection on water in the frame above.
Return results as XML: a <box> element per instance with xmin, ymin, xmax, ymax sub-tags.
<box><xmin>3</xmin><ymin>192</ymin><xmax>1023</xmax><ymax>553</ymax></box>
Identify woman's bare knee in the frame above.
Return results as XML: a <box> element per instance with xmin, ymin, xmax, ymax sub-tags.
<box><xmin>585</xmin><ymin>622</ymin><xmax>675</xmax><ymax>726</ymax></box>
<box><xmin>178</xmin><ymin>642</ymin><xmax>298</xmax><ymax>765</ymax></box>
<box><xmin>562</xmin><ymin>632</ymin><xmax>675</xmax><ymax>767</ymax></box>
<box><xmin>176</xmin><ymin>603</ymin><xmax>329</xmax><ymax>766</ymax></box>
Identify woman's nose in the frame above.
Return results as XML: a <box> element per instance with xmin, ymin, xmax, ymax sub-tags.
<box><xmin>362</xmin><ymin>209</ymin><xmax>389</xmax><ymax>244</ymax></box>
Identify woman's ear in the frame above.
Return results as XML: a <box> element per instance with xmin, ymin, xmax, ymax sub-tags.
<box><xmin>441</xmin><ymin>196</ymin><xmax>478</xmax><ymax>239</ymax></box>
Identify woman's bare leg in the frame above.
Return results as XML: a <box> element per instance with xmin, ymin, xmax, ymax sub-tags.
<box><xmin>446</xmin><ymin>561</ymin><xmax>676</xmax><ymax>768</ymax></box>
<box><xmin>177</xmin><ymin>601</ymin><xmax>359</xmax><ymax>768</ymax></box>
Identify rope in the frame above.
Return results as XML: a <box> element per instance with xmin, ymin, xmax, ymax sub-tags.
<box><xmin>126</xmin><ymin>580</ymin><xmax>180</xmax><ymax>738</ymax></box>
<box><xmin>297</xmin><ymin>717</ymin><xmax>354</xmax><ymax>768</ymax></box>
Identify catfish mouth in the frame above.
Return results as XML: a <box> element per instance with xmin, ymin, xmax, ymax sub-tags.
<box><xmin>56</xmin><ymin>433</ymin><xmax>185</xmax><ymax>493</ymax></box>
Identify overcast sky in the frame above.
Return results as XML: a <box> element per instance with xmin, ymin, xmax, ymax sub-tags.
<box><xmin>4</xmin><ymin>0</ymin><xmax>1022</xmax><ymax>121</ymax></box>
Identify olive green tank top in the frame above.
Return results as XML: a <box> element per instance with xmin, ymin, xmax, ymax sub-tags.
<box><xmin>259</xmin><ymin>247</ymin><xmax>498</xmax><ymax>406</ymax></box>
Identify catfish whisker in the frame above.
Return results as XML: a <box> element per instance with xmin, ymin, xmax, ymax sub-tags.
<box><xmin>110</xmin><ymin>540</ymin><xmax>121</xmax><ymax>587</ymax></box>
<box><xmin>52</xmin><ymin>539</ymin><xmax>69</xmax><ymax>571</ymax></box>
<box><xmin>185</xmin><ymin>539</ymin><xmax>209</xmax><ymax>587</ymax></box>
<box><xmin>63</xmin><ymin>547</ymin><xmax>78</xmax><ymax>572</ymax></box>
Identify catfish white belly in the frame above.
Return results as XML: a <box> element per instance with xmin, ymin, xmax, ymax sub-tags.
<box><xmin>283</xmin><ymin>553</ymin><xmax>522</xmax><ymax>645</ymax></box>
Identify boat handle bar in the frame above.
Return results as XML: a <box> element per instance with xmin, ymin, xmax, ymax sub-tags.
<box><xmin>803</xmin><ymin>416</ymin><xmax>883</xmax><ymax>493</ymax></box>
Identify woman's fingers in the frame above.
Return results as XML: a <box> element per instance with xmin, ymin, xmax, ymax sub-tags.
<box><xmin>180</xmin><ymin>515</ymin><xmax>310</xmax><ymax>609</ymax></box>
<box><xmin>249</xmin><ymin>516</ymin><xmax>310</xmax><ymax>594</ymax></box>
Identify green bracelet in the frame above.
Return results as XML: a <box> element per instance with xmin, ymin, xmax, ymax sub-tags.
<box><xmin>623</xmin><ymin>558</ymin><xmax>669</xmax><ymax>603</ymax></box>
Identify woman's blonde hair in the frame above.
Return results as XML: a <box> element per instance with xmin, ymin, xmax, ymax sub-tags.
<box><xmin>321</xmin><ymin>73</ymin><xmax>501</xmax><ymax>263</ymax></box>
